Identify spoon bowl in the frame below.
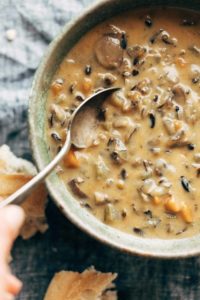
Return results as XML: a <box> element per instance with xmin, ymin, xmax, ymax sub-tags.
<box><xmin>0</xmin><ymin>87</ymin><xmax>119</xmax><ymax>209</ymax></box>
<box><xmin>71</xmin><ymin>87</ymin><xmax>120</xmax><ymax>148</ymax></box>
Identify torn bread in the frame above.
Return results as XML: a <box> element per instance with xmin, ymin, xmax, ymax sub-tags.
<box><xmin>44</xmin><ymin>267</ymin><xmax>117</xmax><ymax>300</ymax></box>
<box><xmin>0</xmin><ymin>144</ymin><xmax>48</xmax><ymax>239</ymax></box>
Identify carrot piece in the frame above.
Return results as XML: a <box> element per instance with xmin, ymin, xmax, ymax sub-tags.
<box><xmin>152</xmin><ymin>196</ymin><xmax>162</xmax><ymax>205</ymax></box>
<box><xmin>51</xmin><ymin>81</ymin><xmax>63</xmax><ymax>95</ymax></box>
<box><xmin>82</xmin><ymin>78</ymin><xmax>92</xmax><ymax>93</ymax></box>
<box><xmin>174</xmin><ymin>120</ymin><xmax>182</xmax><ymax>131</ymax></box>
<box><xmin>127</xmin><ymin>91</ymin><xmax>141</xmax><ymax>102</ymax></box>
<box><xmin>63</xmin><ymin>149</ymin><xmax>80</xmax><ymax>168</ymax></box>
<box><xmin>165</xmin><ymin>197</ymin><xmax>181</xmax><ymax>213</ymax></box>
<box><xmin>180</xmin><ymin>202</ymin><xmax>193</xmax><ymax>223</ymax></box>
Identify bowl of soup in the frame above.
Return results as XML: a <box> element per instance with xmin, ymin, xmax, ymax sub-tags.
<box><xmin>29</xmin><ymin>0</ymin><xmax>200</xmax><ymax>257</ymax></box>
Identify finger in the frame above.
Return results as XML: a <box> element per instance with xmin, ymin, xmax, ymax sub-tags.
<box><xmin>0</xmin><ymin>259</ymin><xmax>22</xmax><ymax>296</ymax></box>
<box><xmin>0</xmin><ymin>205</ymin><xmax>25</xmax><ymax>258</ymax></box>
<box><xmin>1</xmin><ymin>292</ymin><xmax>15</xmax><ymax>300</ymax></box>
<box><xmin>5</xmin><ymin>274</ymin><xmax>22</xmax><ymax>295</ymax></box>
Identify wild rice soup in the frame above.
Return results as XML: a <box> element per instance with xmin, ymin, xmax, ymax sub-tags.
<box><xmin>46</xmin><ymin>8</ymin><xmax>200</xmax><ymax>239</ymax></box>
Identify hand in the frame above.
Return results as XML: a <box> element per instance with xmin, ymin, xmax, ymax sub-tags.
<box><xmin>0</xmin><ymin>205</ymin><xmax>25</xmax><ymax>300</ymax></box>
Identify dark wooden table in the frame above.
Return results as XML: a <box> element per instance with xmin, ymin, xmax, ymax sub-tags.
<box><xmin>1</xmin><ymin>1</ymin><xmax>200</xmax><ymax>299</ymax></box>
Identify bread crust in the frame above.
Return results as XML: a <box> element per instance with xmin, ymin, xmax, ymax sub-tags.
<box><xmin>44</xmin><ymin>268</ymin><xmax>117</xmax><ymax>300</ymax></box>
<box><xmin>0</xmin><ymin>145</ymin><xmax>48</xmax><ymax>239</ymax></box>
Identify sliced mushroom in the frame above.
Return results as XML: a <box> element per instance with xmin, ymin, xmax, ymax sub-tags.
<box><xmin>119</xmin><ymin>57</ymin><xmax>132</xmax><ymax>76</ymax></box>
<box><xmin>127</xmin><ymin>45</ymin><xmax>147</xmax><ymax>60</ymax></box>
<box><xmin>160</xmin><ymin>30</ymin><xmax>177</xmax><ymax>46</ymax></box>
<box><xmin>189</xmin><ymin>45</ymin><xmax>200</xmax><ymax>56</ymax></box>
<box><xmin>149</xmin><ymin>29</ymin><xmax>177</xmax><ymax>45</ymax></box>
<box><xmin>105</xmin><ymin>24</ymin><xmax>123</xmax><ymax>38</ymax></box>
<box><xmin>95</xmin><ymin>36</ymin><xmax>123</xmax><ymax>69</ymax></box>
<box><xmin>50</xmin><ymin>104</ymin><xmax>67</xmax><ymax>124</ymax></box>
<box><xmin>194</xmin><ymin>153</ymin><xmax>200</xmax><ymax>162</ymax></box>
<box><xmin>95</xmin><ymin>155</ymin><xmax>109</xmax><ymax>179</ymax></box>
<box><xmin>162</xmin><ymin>65</ymin><xmax>179</xmax><ymax>85</ymax></box>
<box><xmin>192</xmin><ymin>163</ymin><xmax>200</xmax><ymax>169</ymax></box>
<box><xmin>150</xmin><ymin>185</ymin><xmax>169</xmax><ymax>197</ymax></box>
<box><xmin>155</xmin><ymin>159</ymin><xmax>176</xmax><ymax>174</ymax></box>
<box><xmin>190</xmin><ymin>64</ymin><xmax>200</xmax><ymax>77</ymax></box>
<box><xmin>131</xmin><ymin>78</ymin><xmax>151</xmax><ymax>95</ymax></box>
<box><xmin>68</xmin><ymin>179</ymin><xmax>87</xmax><ymax>199</ymax></box>
<box><xmin>113</xmin><ymin>116</ymin><xmax>132</xmax><ymax>128</ymax></box>
<box><xmin>163</xmin><ymin>117</ymin><xmax>177</xmax><ymax>135</ymax></box>
<box><xmin>163</xmin><ymin>116</ymin><xmax>189</xmax><ymax>145</ymax></box>
<box><xmin>171</xmin><ymin>124</ymin><xmax>189</xmax><ymax>143</ymax></box>
<box><xmin>94</xmin><ymin>192</ymin><xmax>108</xmax><ymax>205</ymax></box>
<box><xmin>168</xmin><ymin>140</ymin><xmax>190</xmax><ymax>149</ymax></box>
<box><xmin>107</xmin><ymin>137</ymin><xmax>127</xmax><ymax>163</ymax></box>
<box><xmin>108</xmin><ymin>137</ymin><xmax>127</xmax><ymax>152</ymax></box>
<box><xmin>156</xmin><ymin>159</ymin><xmax>168</xmax><ymax>171</ymax></box>
<box><xmin>150</xmin><ymin>148</ymin><xmax>161</xmax><ymax>156</ymax></box>
<box><xmin>140</xmin><ymin>178</ymin><xmax>170</xmax><ymax>199</ymax></box>
<box><xmin>97</xmin><ymin>72</ymin><xmax>117</xmax><ymax>87</ymax></box>
<box><xmin>104</xmin><ymin>203</ymin><xmax>119</xmax><ymax>222</ymax></box>
<box><xmin>138</xmin><ymin>189</ymin><xmax>151</xmax><ymax>202</ymax></box>
<box><xmin>51</xmin><ymin>132</ymin><xmax>62</xmax><ymax>142</ymax></box>
<box><xmin>113</xmin><ymin>116</ymin><xmax>139</xmax><ymax>142</ymax></box>
<box><xmin>112</xmin><ymin>116</ymin><xmax>139</xmax><ymax>142</ymax></box>
<box><xmin>189</xmin><ymin>64</ymin><xmax>200</xmax><ymax>83</ymax></box>
<box><xmin>75</xmin><ymin>91</ymin><xmax>85</xmax><ymax>102</ymax></box>
<box><xmin>158</xmin><ymin>177</ymin><xmax>172</xmax><ymax>188</ymax></box>
<box><xmin>141</xmin><ymin>178</ymin><xmax>157</xmax><ymax>195</ymax></box>
<box><xmin>167</xmin><ymin>127</ymin><xmax>191</xmax><ymax>147</ymax></box>
<box><xmin>172</xmin><ymin>83</ymin><xmax>189</xmax><ymax>103</ymax></box>
<box><xmin>110</xmin><ymin>90</ymin><xmax>132</xmax><ymax>112</ymax></box>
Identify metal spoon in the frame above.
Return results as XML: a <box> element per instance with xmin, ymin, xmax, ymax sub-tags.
<box><xmin>0</xmin><ymin>87</ymin><xmax>119</xmax><ymax>209</ymax></box>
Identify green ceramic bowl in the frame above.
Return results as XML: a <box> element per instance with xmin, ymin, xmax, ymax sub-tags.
<box><xmin>29</xmin><ymin>0</ymin><xmax>200</xmax><ymax>258</ymax></box>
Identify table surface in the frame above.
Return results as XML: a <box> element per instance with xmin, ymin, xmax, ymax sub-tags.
<box><xmin>0</xmin><ymin>1</ymin><xmax>200</xmax><ymax>299</ymax></box>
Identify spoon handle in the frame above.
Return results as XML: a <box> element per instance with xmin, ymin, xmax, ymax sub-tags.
<box><xmin>0</xmin><ymin>132</ymin><xmax>71</xmax><ymax>209</ymax></box>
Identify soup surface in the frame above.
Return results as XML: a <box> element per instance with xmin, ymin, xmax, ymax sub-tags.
<box><xmin>46</xmin><ymin>8</ymin><xmax>200</xmax><ymax>239</ymax></box>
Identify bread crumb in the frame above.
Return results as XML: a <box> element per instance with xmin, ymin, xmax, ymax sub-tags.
<box><xmin>5</xmin><ymin>29</ymin><xmax>17</xmax><ymax>41</ymax></box>
<box><xmin>0</xmin><ymin>145</ymin><xmax>48</xmax><ymax>239</ymax></box>
<box><xmin>44</xmin><ymin>267</ymin><xmax>117</xmax><ymax>300</ymax></box>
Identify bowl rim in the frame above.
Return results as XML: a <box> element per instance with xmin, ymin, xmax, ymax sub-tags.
<box><xmin>29</xmin><ymin>0</ymin><xmax>200</xmax><ymax>258</ymax></box>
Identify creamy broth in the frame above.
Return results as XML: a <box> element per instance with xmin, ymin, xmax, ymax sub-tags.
<box><xmin>46</xmin><ymin>8</ymin><xmax>200</xmax><ymax>239</ymax></box>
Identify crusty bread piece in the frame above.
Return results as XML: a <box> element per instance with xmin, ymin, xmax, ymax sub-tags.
<box><xmin>0</xmin><ymin>145</ymin><xmax>48</xmax><ymax>239</ymax></box>
<box><xmin>0</xmin><ymin>145</ymin><xmax>36</xmax><ymax>175</ymax></box>
<box><xmin>0</xmin><ymin>173</ymin><xmax>33</xmax><ymax>195</ymax></box>
<box><xmin>44</xmin><ymin>267</ymin><xmax>117</xmax><ymax>300</ymax></box>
